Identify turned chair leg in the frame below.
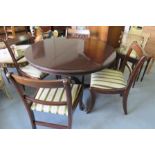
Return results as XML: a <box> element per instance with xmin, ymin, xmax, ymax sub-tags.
<box><xmin>87</xmin><ymin>89</ymin><xmax>96</xmax><ymax>113</ymax></box>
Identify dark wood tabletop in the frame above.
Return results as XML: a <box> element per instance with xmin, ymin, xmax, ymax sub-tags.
<box><xmin>25</xmin><ymin>38</ymin><xmax>116</xmax><ymax>75</ymax></box>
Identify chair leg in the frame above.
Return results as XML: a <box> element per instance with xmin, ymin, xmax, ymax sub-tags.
<box><xmin>136</xmin><ymin>65</ymin><xmax>143</xmax><ymax>81</ymax></box>
<box><xmin>68</xmin><ymin>114</ymin><xmax>72</xmax><ymax>129</ymax></box>
<box><xmin>2</xmin><ymin>66</ymin><xmax>11</xmax><ymax>83</ymax></box>
<box><xmin>79</xmin><ymin>87</ymin><xmax>85</xmax><ymax>111</ymax></box>
<box><xmin>86</xmin><ymin>89</ymin><xmax>96</xmax><ymax>113</ymax></box>
<box><xmin>122</xmin><ymin>93</ymin><xmax>128</xmax><ymax>115</ymax></box>
<box><xmin>147</xmin><ymin>58</ymin><xmax>154</xmax><ymax>74</ymax></box>
<box><xmin>3</xmin><ymin>85</ymin><xmax>12</xmax><ymax>99</ymax></box>
<box><xmin>140</xmin><ymin>58</ymin><xmax>151</xmax><ymax>81</ymax></box>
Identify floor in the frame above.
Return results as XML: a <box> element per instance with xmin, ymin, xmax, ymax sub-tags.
<box><xmin>0</xmin><ymin>65</ymin><xmax>155</xmax><ymax>129</ymax></box>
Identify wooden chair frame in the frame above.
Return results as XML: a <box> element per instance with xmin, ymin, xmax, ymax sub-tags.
<box><xmin>0</xmin><ymin>38</ymin><xmax>47</xmax><ymax>79</ymax></box>
<box><xmin>8</xmin><ymin>73</ymin><xmax>83</xmax><ymax>129</ymax></box>
<box><xmin>87</xmin><ymin>42</ymin><xmax>147</xmax><ymax>114</ymax></box>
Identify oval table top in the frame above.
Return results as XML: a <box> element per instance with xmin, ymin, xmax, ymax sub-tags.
<box><xmin>25</xmin><ymin>38</ymin><xmax>116</xmax><ymax>75</ymax></box>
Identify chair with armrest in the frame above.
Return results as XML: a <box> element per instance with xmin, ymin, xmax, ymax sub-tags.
<box><xmin>8</xmin><ymin>73</ymin><xmax>83</xmax><ymax>129</ymax></box>
<box><xmin>87</xmin><ymin>42</ymin><xmax>147</xmax><ymax>114</ymax></box>
<box><xmin>0</xmin><ymin>38</ymin><xmax>47</xmax><ymax>79</ymax></box>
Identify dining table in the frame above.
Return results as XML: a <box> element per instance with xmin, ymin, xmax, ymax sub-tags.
<box><xmin>25</xmin><ymin>37</ymin><xmax>116</xmax><ymax>111</ymax></box>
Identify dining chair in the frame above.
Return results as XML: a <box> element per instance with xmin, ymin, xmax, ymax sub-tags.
<box><xmin>66</xmin><ymin>28</ymin><xmax>90</xmax><ymax>39</ymax></box>
<box><xmin>8</xmin><ymin>73</ymin><xmax>83</xmax><ymax>129</ymax></box>
<box><xmin>116</xmin><ymin>32</ymin><xmax>150</xmax><ymax>82</ymax></box>
<box><xmin>87</xmin><ymin>42</ymin><xmax>147</xmax><ymax>114</ymax></box>
<box><xmin>0</xmin><ymin>38</ymin><xmax>47</xmax><ymax>79</ymax></box>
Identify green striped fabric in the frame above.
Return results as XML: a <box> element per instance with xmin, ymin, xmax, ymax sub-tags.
<box><xmin>21</xmin><ymin>64</ymin><xmax>45</xmax><ymax>78</ymax></box>
<box><xmin>31</xmin><ymin>84</ymin><xmax>82</xmax><ymax>116</ymax></box>
<box><xmin>91</xmin><ymin>69</ymin><xmax>127</xmax><ymax>89</ymax></box>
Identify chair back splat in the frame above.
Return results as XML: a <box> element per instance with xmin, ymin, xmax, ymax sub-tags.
<box><xmin>9</xmin><ymin>73</ymin><xmax>82</xmax><ymax>129</ymax></box>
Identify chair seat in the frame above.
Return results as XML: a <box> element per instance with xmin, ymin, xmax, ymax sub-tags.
<box><xmin>91</xmin><ymin>69</ymin><xmax>127</xmax><ymax>90</ymax></box>
<box><xmin>31</xmin><ymin>84</ymin><xmax>82</xmax><ymax>115</ymax></box>
<box><xmin>21</xmin><ymin>64</ymin><xmax>45</xmax><ymax>78</ymax></box>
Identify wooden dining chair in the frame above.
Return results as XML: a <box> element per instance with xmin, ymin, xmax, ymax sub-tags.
<box><xmin>8</xmin><ymin>73</ymin><xmax>83</xmax><ymax>129</ymax></box>
<box><xmin>66</xmin><ymin>28</ymin><xmax>90</xmax><ymax>39</ymax></box>
<box><xmin>0</xmin><ymin>38</ymin><xmax>47</xmax><ymax>79</ymax></box>
<box><xmin>87</xmin><ymin>42</ymin><xmax>147</xmax><ymax>114</ymax></box>
<box><xmin>116</xmin><ymin>32</ymin><xmax>150</xmax><ymax>82</ymax></box>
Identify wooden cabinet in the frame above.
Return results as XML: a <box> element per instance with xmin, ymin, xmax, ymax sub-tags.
<box><xmin>87</xmin><ymin>26</ymin><xmax>124</xmax><ymax>48</ymax></box>
<box><xmin>143</xmin><ymin>26</ymin><xmax>155</xmax><ymax>57</ymax></box>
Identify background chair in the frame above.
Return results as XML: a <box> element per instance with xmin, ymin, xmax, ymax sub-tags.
<box><xmin>0</xmin><ymin>39</ymin><xmax>47</xmax><ymax>79</ymax></box>
<box><xmin>116</xmin><ymin>31</ymin><xmax>150</xmax><ymax>82</ymax></box>
<box><xmin>8</xmin><ymin>73</ymin><xmax>83</xmax><ymax>129</ymax></box>
<box><xmin>66</xmin><ymin>28</ymin><xmax>90</xmax><ymax>39</ymax></box>
<box><xmin>87</xmin><ymin>43</ymin><xmax>147</xmax><ymax>114</ymax></box>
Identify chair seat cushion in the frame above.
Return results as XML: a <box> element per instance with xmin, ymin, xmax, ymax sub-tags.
<box><xmin>91</xmin><ymin>69</ymin><xmax>127</xmax><ymax>90</ymax></box>
<box><xmin>31</xmin><ymin>84</ymin><xmax>82</xmax><ymax>115</ymax></box>
<box><xmin>21</xmin><ymin>64</ymin><xmax>45</xmax><ymax>78</ymax></box>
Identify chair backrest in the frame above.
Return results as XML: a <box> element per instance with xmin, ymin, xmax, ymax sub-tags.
<box><xmin>0</xmin><ymin>38</ymin><xmax>27</xmax><ymax>77</ymax></box>
<box><xmin>66</xmin><ymin>28</ymin><xmax>90</xmax><ymax>39</ymax></box>
<box><xmin>120</xmin><ymin>42</ymin><xmax>147</xmax><ymax>90</ymax></box>
<box><xmin>120</xmin><ymin>32</ymin><xmax>144</xmax><ymax>49</ymax></box>
<box><xmin>9</xmin><ymin>73</ymin><xmax>73</xmax><ymax>116</ymax></box>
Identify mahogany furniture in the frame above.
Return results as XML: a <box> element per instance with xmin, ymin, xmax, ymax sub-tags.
<box><xmin>116</xmin><ymin>32</ymin><xmax>150</xmax><ymax>82</ymax></box>
<box><xmin>25</xmin><ymin>38</ymin><xmax>116</xmax><ymax>76</ymax></box>
<box><xmin>0</xmin><ymin>39</ymin><xmax>47</xmax><ymax>79</ymax></box>
<box><xmin>9</xmin><ymin>73</ymin><xmax>83</xmax><ymax>129</ymax></box>
<box><xmin>87</xmin><ymin>26</ymin><xmax>124</xmax><ymax>48</ymax></box>
<box><xmin>25</xmin><ymin>38</ymin><xmax>115</xmax><ymax>111</ymax></box>
<box><xmin>88</xmin><ymin>42</ymin><xmax>147</xmax><ymax>114</ymax></box>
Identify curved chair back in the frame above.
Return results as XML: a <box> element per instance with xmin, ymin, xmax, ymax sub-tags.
<box><xmin>120</xmin><ymin>42</ymin><xmax>147</xmax><ymax>90</ymax></box>
<box><xmin>120</xmin><ymin>42</ymin><xmax>144</xmax><ymax>72</ymax></box>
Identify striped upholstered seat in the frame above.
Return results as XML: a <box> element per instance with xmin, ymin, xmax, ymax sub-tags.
<box><xmin>91</xmin><ymin>69</ymin><xmax>127</xmax><ymax>90</ymax></box>
<box><xmin>21</xmin><ymin>64</ymin><xmax>46</xmax><ymax>78</ymax></box>
<box><xmin>31</xmin><ymin>84</ymin><xmax>82</xmax><ymax>115</ymax></box>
